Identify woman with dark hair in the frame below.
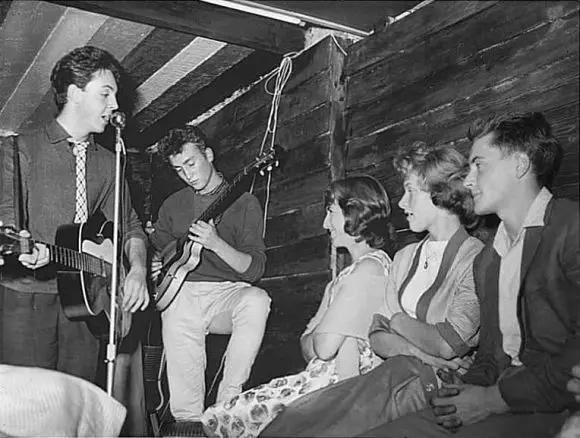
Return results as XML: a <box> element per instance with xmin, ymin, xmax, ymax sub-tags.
<box><xmin>260</xmin><ymin>142</ymin><xmax>484</xmax><ymax>437</ymax></box>
<box><xmin>201</xmin><ymin>175</ymin><xmax>395</xmax><ymax>437</ymax></box>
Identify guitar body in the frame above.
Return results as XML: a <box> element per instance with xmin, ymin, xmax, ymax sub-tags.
<box><xmin>154</xmin><ymin>239</ymin><xmax>202</xmax><ymax>311</ymax></box>
<box><xmin>56</xmin><ymin>211</ymin><xmax>132</xmax><ymax>339</ymax></box>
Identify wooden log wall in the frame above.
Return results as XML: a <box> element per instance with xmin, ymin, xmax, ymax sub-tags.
<box><xmin>343</xmin><ymin>0</ymin><xmax>579</xmax><ymax>243</ymax></box>
<box><xmin>137</xmin><ymin>0</ymin><xmax>579</xmax><ymax>405</ymax></box>
<box><xmin>146</xmin><ymin>37</ymin><xmax>348</xmax><ymax>400</ymax></box>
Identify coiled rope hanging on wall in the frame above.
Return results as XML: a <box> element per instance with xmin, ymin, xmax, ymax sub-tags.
<box><xmin>249</xmin><ymin>55</ymin><xmax>293</xmax><ymax>239</ymax></box>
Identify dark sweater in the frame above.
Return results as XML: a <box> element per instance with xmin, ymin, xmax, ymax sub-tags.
<box><xmin>150</xmin><ymin>187</ymin><xmax>266</xmax><ymax>284</ymax></box>
<box><xmin>462</xmin><ymin>197</ymin><xmax>580</xmax><ymax>413</ymax></box>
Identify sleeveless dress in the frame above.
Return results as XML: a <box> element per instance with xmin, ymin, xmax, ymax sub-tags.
<box><xmin>201</xmin><ymin>250</ymin><xmax>392</xmax><ymax>438</ymax></box>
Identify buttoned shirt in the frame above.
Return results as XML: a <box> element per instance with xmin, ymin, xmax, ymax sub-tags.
<box><xmin>494</xmin><ymin>187</ymin><xmax>553</xmax><ymax>365</ymax></box>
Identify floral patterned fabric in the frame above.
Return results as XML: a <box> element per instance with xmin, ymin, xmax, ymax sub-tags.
<box><xmin>201</xmin><ymin>250</ymin><xmax>391</xmax><ymax>438</ymax></box>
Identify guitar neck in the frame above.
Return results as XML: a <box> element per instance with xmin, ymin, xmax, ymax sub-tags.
<box><xmin>197</xmin><ymin>166</ymin><xmax>252</xmax><ymax>223</ymax></box>
<box><xmin>45</xmin><ymin>241</ymin><xmax>109</xmax><ymax>277</ymax></box>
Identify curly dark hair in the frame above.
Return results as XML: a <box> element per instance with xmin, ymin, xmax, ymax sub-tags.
<box><xmin>324</xmin><ymin>175</ymin><xmax>395</xmax><ymax>249</ymax></box>
<box><xmin>157</xmin><ymin>125</ymin><xmax>210</xmax><ymax>163</ymax></box>
<box><xmin>394</xmin><ymin>141</ymin><xmax>477</xmax><ymax>227</ymax></box>
<box><xmin>50</xmin><ymin>46</ymin><xmax>123</xmax><ymax>111</ymax></box>
<box><xmin>467</xmin><ymin>111</ymin><xmax>562</xmax><ymax>187</ymax></box>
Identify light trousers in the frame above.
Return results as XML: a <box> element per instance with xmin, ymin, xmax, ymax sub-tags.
<box><xmin>161</xmin><ymin>281</ymin><xmax>270</xmax><ymax>421</ymax></box>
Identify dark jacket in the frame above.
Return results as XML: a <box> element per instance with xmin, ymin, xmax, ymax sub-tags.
<box><xmin>463</xmin><ymin>197</ymin><xmax>580</xmax><ymax>413</ymax></box>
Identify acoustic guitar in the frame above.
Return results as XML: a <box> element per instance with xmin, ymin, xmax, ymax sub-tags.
<box><xmin>153</xmin><ymin>146</ymin><xmax>281</xmax><ymax>311</ymax></box>
<box><xmin>0</xmin><ymin>211</ymin><xmax>131</xmax><ymax>339</ymax></box>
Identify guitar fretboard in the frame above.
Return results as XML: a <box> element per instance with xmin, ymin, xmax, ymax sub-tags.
<box><xmin>46</xmin><ymin>242</ymin><xmax>109</xmax><ymax>277</ymax></box>
<box><xmin>198</xmin><ymin>164</ymin><xmax>252</xmax><ymax>223</ymax></box>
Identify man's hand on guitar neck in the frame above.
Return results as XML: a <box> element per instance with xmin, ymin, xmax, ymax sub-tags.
<box><xmin>0</xmin><ymin>221</ymin><xmax>50</xmax><ymax>269</ymax></box>
<box><xmin>19</xmin><ymin>240</ymin><xmax>50</xmax><ymax>270</ymax></box>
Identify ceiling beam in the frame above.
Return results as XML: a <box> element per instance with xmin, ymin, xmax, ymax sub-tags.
<box><xmin>126</xmin><ymin>50</ymin><xmax>281</xmax><ymax>149</ymax></box>
<box><xmin>17</xmin><ymin>14</ymin><xmax>154</xmax><ymax>133</ymax></box>
<box><xmin>0</xmin><ymin>1</ymin><xmax>65</xmax><ymax>116</ymax></box>
<box><xmin>49</xmin><ymin>0</ymin><xmax>306</xmax><ymax>55</ymax></box>
<box><xmin>0</xmin><ymin>1</ymin><xmax>13</xmax><ymax>28</ymax></box>
<box><xmin>0</xmin><ymin>5</ymin><xmax>113</xmax><ymax>132</ymax></box>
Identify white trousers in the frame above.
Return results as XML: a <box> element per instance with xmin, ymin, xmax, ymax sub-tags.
<box><xmin>161</xmin><ymin>281</ymin><xmax>271</xmax><ymax>421</ymax></box>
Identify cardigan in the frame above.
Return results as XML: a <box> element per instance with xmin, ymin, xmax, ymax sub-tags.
<box><xmin>372</xmin><ymin>227</ymin><xmax>484</xmax><ymax>356</ymax></box>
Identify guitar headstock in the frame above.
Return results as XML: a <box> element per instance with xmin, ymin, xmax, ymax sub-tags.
<box><xmin>253</xmin><ymin>144</ymin><xmax>286</xmax><ymax>177</ymax></box>
<box><xmin>0</xmin><ymin>225</ymin><xmax>32</xmax><ymax>256</ymax></box>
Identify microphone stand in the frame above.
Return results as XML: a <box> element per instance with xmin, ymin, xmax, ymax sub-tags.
<box><xmin>106</xmin><ymin>113</ymin><xmax>126</xmax><ymax>396</ymax></box>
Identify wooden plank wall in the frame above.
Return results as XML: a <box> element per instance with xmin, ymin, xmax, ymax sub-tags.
<box><xmin>140</xmin><ymin>0</ymin><xmax>579</xmax><ymax>404</ymax></box>
<box><xmin>146</xmin><ymin>37</ymin><xmax>347</xmax><ymax>397</ymax></box>
<box><xmin>344</xmin><ymin>0</ymin><xmax>579</xmax><ymax>243</ymax></box>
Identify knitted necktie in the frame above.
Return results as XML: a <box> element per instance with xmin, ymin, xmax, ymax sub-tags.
<box><xmin>69</xmin><ymin>139</ymin><xmax>89</xmax><ymax>223</ymax></box>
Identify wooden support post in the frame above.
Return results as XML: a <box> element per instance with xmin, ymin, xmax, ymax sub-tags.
<box><xmin>326</xmin><ymin>36</ymin><xmax>350</xmax><ymax>272</ymax></box>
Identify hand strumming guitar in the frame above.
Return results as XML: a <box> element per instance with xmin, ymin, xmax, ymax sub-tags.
<box><xmin>188</xmin><ymin>219</ymin><xmax>221</xmax><ymax>252</ymax></box>
<box><xmin>568</xmin><ymin>364</ymin><xmax>580</xmax><ymax>403</ymax></box>
<box><xmin>188</xmin><ymin>218</ymin><xmax>253</xmax><ymax>274</ymax></box>
<box><xmin>123</xmin><ymin>265</ymin><xmax>149</xmax><ymax>313</ymax></box>
<box><xmin>150</xmin><ymin>252</ymin><xmax>163</xmax><ymax>282</ymax></box>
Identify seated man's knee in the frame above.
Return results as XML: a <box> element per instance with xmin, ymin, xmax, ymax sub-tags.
<box><xmin>239</xmin><ymin>286</ymin><xmax>271</xmax><ymax>319</ymax></box>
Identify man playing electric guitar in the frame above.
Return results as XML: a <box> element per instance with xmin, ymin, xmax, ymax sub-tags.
<box><xmin>0</xmin><ymin>46</ymin><xmax>149</xmax><ymax>435</ymax></box>
<box><xmin>149</xmin><ymin>125</ymin><xmax>270</xmax><ymax>432</ymax></box>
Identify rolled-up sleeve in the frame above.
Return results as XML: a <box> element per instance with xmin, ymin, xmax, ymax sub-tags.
<box><xmin>234</xmin><ymin>194</ymin><xmax>266</xmax><ymax>283</ymax></box>
<box><xmin>436</xmin><ymin>263</ymin><xmax>480</xmax><ymax>356</ymax></box>
<box><xmin>0</xmin><ymin>135</ymin><xmax>18</xmax><ymax>225</ymax></box>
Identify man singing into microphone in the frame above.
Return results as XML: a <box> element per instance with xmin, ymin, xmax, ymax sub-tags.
<box><xmin>0</xmin><ymin>46</ymin><xmax>149</xmax><ymax>434</ymax></box>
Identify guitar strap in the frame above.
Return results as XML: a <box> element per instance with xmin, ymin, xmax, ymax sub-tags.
<box><xmin>0</xmin><ymin>135</ymin><xmax>29</xmax><ymax>281</ymax></box>
<box><xmin>12</xmin><ymin>135</ymin><xmax>28</xmax><ymax>230</ymax></box>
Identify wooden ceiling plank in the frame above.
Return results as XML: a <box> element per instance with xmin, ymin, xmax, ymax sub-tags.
<box><xmin>131</xmin><ymin>50</ymin><xmax>281</xmax><ymax>148</ymax></box>
<box><xmin>18</xmin><ymin>16</ymin><xmax>154</xmax><ymax>133</ymax></box>
<box><xmin>0</xmin><ymin>7</ymin><xmax>108</xmax><ymax>132</ymax></box>
<box><xmin>122</xmin><ymin>28</ymin><xmax>197</xmax><ymax>87</ymax></box>
<box><xmin>133</xmin><ymin>44</ymin><xmax>253</xmax><ymax>130</ymax></box>
<box><xmin>86</xmin><ymin>16</ymin><xmax>154</xmax><ymax>61</ymax></box>
<box><xmin>133</xmin><ymin>38</ymin><xmax>227</xmax><ymax>115</ymax></box>
<box><xmin>0</xmin><ymin>1</ymin><xmax>65</xmax><ymax>110</ymax></box>
<box><xmin>49</xmin><ymin>0</ymin><xmax>305</xmax><ymax>54</ymax></box>
<box><xmin>0</xmin><ymin>0</ymin><xmax>13</xmax><ymax>27</ymax></box>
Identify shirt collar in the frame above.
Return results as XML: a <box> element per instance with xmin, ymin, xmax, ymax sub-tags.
<box><xmin>523</xmin><ymin>187</ymin><xmax>552</xmax><ymax>228</ymax></box>
<box><xmin>45</xmin><ymin>119</ymin><xmax>96</xmax><ymax>150</ymax></box>
<box><xmin>493</xmin><ymin>187</ymin><xmax>553</xmax><ymax>256</ymax></box>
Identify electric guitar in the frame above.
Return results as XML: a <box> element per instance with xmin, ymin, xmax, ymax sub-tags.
<box><xmin>0</xmin><ymin>211</ymin><xmax>131</xmax><ymax>339</ymax></box>
<box><xmin>153</xmin><ymin>146</ymin><xmax>281</xmax><ymax>311</ymax></box>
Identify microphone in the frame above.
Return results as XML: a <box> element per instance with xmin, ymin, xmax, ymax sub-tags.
<box><xmin>110</xmin><ymin>111</ymin><xmax>126</xmax><ymax>129</ymax></box>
